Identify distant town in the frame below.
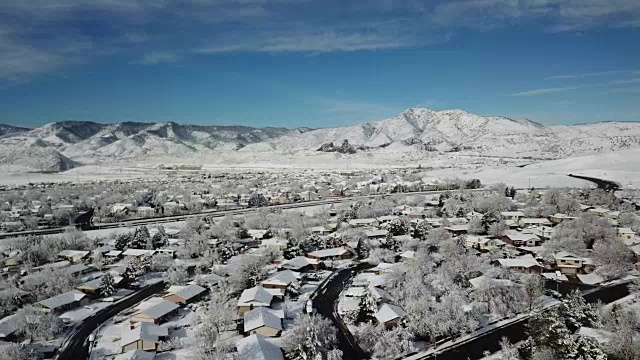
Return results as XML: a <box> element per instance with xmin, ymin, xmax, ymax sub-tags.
<box><xmin>0</xmin><ymin>168</ymin><xmax>638</xmax><ymax>360</ymax></box>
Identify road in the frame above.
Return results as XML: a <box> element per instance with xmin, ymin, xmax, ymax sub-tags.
<box><xmin>312</xmin><ymin>265</ymin><xmax>369</xmax><ymax>360</ymax></box>
<box><xmin>567</xmin><ymin>174</ymin><xmax>620</xmax><ymax>192</ymax></box>
<box><xmin>0</xmin><ymin>189</ymin><xmax>468</xmax><ymax>239</ymax></box>
<box><xmin>404</xmin><ymin>281</ymin><xmax>630</xmax><ymax>360</ymax></box>
<box><xmin>56</xmin><ymin>281</ymin><xmax>165</xmax><ymax>360</ymax></box>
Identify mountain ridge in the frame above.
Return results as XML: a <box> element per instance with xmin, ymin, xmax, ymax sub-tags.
<box><xmin>2</xmin><ymin>108</ymin><xmax>640</xmax><ymax>172</ymax></box>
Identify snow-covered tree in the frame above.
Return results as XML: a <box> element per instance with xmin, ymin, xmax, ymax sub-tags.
<box><xmin>593</xmin><ymin>238</ymin><xmax>635</xmax><ymax>280</ymax></box>
<box><xmin>165</xmin><ymin>265</ymin><xmax>189</xmax><ymax>285</ymax></box>
<box><xmin>496</xmin><ymin>337</ymin><xmax>521</xmax><ymax>360</ymax></box>
<box><xmin>229</xmin><ymin>255</ymin><xmax>267</xmax><ymax>291</ymax></box>
<box><xmin>99</xmin><ymin>272</ymin><xmax>116</xmax><ymax>297</ymax></box>
<box><xmin>357</xmin><ymin>291</ymin><xmax>377</xmax><ymax>324</ymax></box>
<box><xmin>372</xmin><ymin>326</ymin><xmax>416</xmax><ymax>359</ymax></box>
<box><xmin>523</xmin><ymin>274</ymin><xmax>546</xmax><ymax>312</ymax></box>
<box><xmin>248</xmin><ymin>192</ymin><xmax>269</xmax><ymax>208</ymax></box>
<box><xmin>130</xmin><ymin>226</ymin><xmax>151</xmax><ymax>249</ymax></box>
<box><xmin>413</xmin><ymin>220</ymin><xmax>431</xmax><ymax>240</ymax></box>
<box><xmin>283</xmin><ymin>314</ymin><xmax>342</xmax><ymax>360</ymax></box>
<box><xmin>388</xmin><ymin>217</ymin><xmax>410</xmax><ymax>236</ymax></box>
<box><xmin>14</xmin><ymin>306</ymin><xmax>62</xmax><ymax>342</ymax></box>
<box><xmin>0</xmin><ymin>344</ymin><xmax>41</xmax><ymax>360</ymax></box>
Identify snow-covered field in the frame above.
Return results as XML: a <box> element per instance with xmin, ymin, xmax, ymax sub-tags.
<box><xmin>0</xmin><ymin>146</ymin><xmax>638</xmax><ymax>190</ymax></box>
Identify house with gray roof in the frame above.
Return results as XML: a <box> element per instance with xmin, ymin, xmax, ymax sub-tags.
<box><xmin>237</xmin><ymin>286</ymin><xmax>274</xmax><ymax>314</ymax></box>
<box><xmin>38</xmin><ymin>290</ymin><xmax>88</xmax><ymax>313</ymax></box>
<box><xmin>130</xmin><ymin>300</ymin><xmax>180</xmax><ymax>325</ymax></box>
<box><xmin>163</xmin><ymin>284</ymin><xmax>208</xmax><ymax>305</ymax></box>
<box><xmin>236</xmin><ymin>334</ymin><xmax>284</xmax><ymax>360</ymax></box>
<box><xmin>243</xmin><ymin>307</ymin><xmax>283</xmax><ymax>337</ymax></box>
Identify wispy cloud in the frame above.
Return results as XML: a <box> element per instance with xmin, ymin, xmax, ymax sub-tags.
<box><xmin>509</xmin><ymin>85</ymin><xmax>589</xmax><ymax>97</ymax></box>
<box><xmin>545</xmin><ymin>70</ymin><xmax>636</xmax><ymax>80</ymax></box>
<box><xmin>138</xmin><ymin>51</ymin><xmax>181</xmax><ymax>65</ymax></box>
<box><xmin>548</xmin><ymin>100</ymin><xmax>575</xmax><ymax>105</ymax></box>
<box><xmin>607</xmin><ymin>87</ymin><xmax>640</xmax><ymax>94</ymax></box>
<box><xmin>611</xmin><ymin>78</ymin><xmax>640</xmax><ymax>85</ymax></box>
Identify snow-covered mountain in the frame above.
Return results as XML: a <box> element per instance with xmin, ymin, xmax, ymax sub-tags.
<box><xmin>242</xmin><ymin>108</ymin><xmax>640</xmax><ymax>159</ymax></box>
<box><xmin>0</xmin><ymin>121</ymin><xmax>310</xmax><ymax>171</ymax></box>
<box><xmin>1</xmin><ymin>108</ymin><xmax>640</xmax><ymax>172</ymax></box>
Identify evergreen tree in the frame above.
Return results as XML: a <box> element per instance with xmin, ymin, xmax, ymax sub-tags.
<box><xmin>99</xmin><ymin>272</ymin><xmax>116</xmax><ymax>297</ymax></box>
<box><xmin>130</xmin><ymin>226</ymin><xmax>151</xmax><ymax>249</ymax></box>
<box><xmin>356</xmin><ymin>292</ymin><xmax>377</xmax><ymax>324</ymax></box>
<box><xmin>356</xmin><ymin>238</ymin><xmax>371</xmax><ymax>259</ymax></box>
<box><xmin>248</xmin><ymin>192</ymin><xmax>268</xmax><ymax>208</ymax></box>
<box><xmin>114</xmin><ymin>233</ymin><xmax>130</xmax><ymax>251</ymax></box>
<box><xmin>413</xmin><ymin>221</ymin><xmax>431</xmax><ymax>240</ymax></box>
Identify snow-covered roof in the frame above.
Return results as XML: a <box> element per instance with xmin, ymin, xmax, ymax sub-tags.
<box><xmin>541</xmin><ymin>272</ymin><xmax>569</xmax><ymax>282</ymax></box>
<box><xmin>168</xmin><ymin>284</ymin><xmax>207</xmax><ymax>301</ymax></box>
<box><xmin>236</xmin><ymin>334</ymin><xmax>284</xmax><ymax>360</ymax></box>
<box><xmin>363</xmin><ymin>229</ymin><xmax>389</xmax><ymax>238</ymax></box>
<box><xmin>243</xmin><ymin>307</ymin><xmax>283</xmax><ymax>332</ymax></box>
<box><xmin>238</xmin><ymin>286</ymin><xmax>274</xmax><ymax>307</ymax></box>
<box><xmin>503</xmin><ymin>231</ymin><xmax>539</xmax><ymax>241</ymax></box>
<box><xmin>136</xmin><ymin>299</ymin><xmax>179</xmax><ymax>320</ymax></box>
<box><xmin>618</xmin><ymin>227</ymin><xmax>636</xmax><ymax>234</ymax></box>
<box><xmin>120</xmin><ymin>323</ymin><xmax>163</xmax><ymax>347</ymax></box>
<box><xmin>375</xmin><ymin>304</ymin><xmax>406</xmax><ymax>324</ymax></box>
<box><xmin>577</xmin><ymin>273</ymin><xmax>605</xmax><ymax>285</ymax></box>
<box><xmin>262</xmin><ymin>270</ymin><xmax>300</xmax><ymax>287</ymax></box>
<box><xmin>468</xmin><ymin>275</ymin><xmax>514</xmax><ymax>289</ymax></box>
<box><xmin>496</xmin><ymin>255</ymin><xmax>541</xmax><ymax>268</ymax></box>
<box><xmin>115</xmin><ymin>349</ymin><xmax>155</xmax><ymax>360</ymax></box>
<box><xmin>500</xmin><ymin>211</ymin><xmax>525</xmax><ymax>217</ymax></box>
<box><xmin>281</xmin><ymin>256</ymin><xmax>320</xmax><ymax>270</ymax></box>
<box><xmin>38</xmin><ymin>290</ymin><xmax>87</xmax><ymax>310</ymax></box>
<box><xmin>122</xmin><ymin>249</ymin><xmax>155</xmax><ymax>257</ymax></box>
<box><xmin>308</xmin><ymin>247</ymin><xmax>349</xmax><ymax>258</ymax></box>
<box><xmin>400</xmin><ymin>250</ymin><xmax>415</xmax><ymax>259</ymax></box>
<box><xmin>554</xmin><ymin>251</ymin><xmax>585</xmax><ymax>261</ymax></box>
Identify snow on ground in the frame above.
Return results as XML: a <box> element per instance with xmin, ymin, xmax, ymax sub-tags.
<box><xmin>426</xmin><ymin>148</ymin><xmax>640</xmax><ymax>189</ymax></box>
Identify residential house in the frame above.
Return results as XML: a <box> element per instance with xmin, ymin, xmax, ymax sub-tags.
<box><xmin>57</xmin><ymin>250</ymin><xmax>90</xmax><ymax>263</ymax></box>
<box><xmin>163</xmin><ymin>284</ymin><xmax>208</xmax><ymax>305</ymax></box>
<box><xmin>549</xmin><ymin>213</ymin><xmax>577</xmax><ymax>225</ymax></box>
<box><xmin>589</xmin><ymin>207</ymin><xmax>610</xmax><ymax>217</ymax></box>
<box><xmin>444</xmin><ymin>224</ymin><xmax>469</xmax><ymax>236</ymax></box>
<box><xmin>465</xmin><ymin>236</ymin><xmax>499</xmax><ymax>251</ymax></box>
<box><xmin>122</xmin><ymin>249</ymin><xmax>155</xmax><ymax>258</ymax></box>
<box><xmin>307</xmin><ymin>247</ymin><xmax>354</xmax><ymax>261</ymax></box>
<box><xmin>618</xmin><ymin>228</ymin><xmax>636</xmax><ymax>241</ymax></box>
<box><xmin>554</xmin><ymin>251</ymin><xmax>586</xmax><ymax>275</ymax></box>
<box><xmin>262</xmin><ymin>270</ymin><xmax>300</xmax><ymax>290</ymax></box>
<box><xmin>120</xmin><ymin>323</ymin><xmax>168</xmax><ymax>353</ymax></box>
<box><xmin>500</xmin><ymin>211</ymin><xmax>525</xmax><ymax>220</ymax></box>
<box><xmin>363</xmin><ymin>228</ymin><xmax>389</xmax><ymax>239</ymax></box>
<box><xmin>236</xmin><ymin>334</ymin><xmax>284</xmax><ymax>360</ymax></box>
<box><xmin>130</xmin><ymin>300</ymin><xmax>180</xmax><ymax>325</ymax></box>
<box><xmin>348</xmin><ymin>218</ymin><xmax>378</xmax><ymax>228</ymax></box>
<box><xmin>495</xmin><ymin>255</ymin><xmax>543</xmax><ymax>273</ymax></box>
<box><xmin>0</xmin><ymin>315</ymin><xmax>18</xmax><ymax>341</ymax></box>
<box><xmin>375</xmin><ymin>304</ymin><xmax>407</xmax><ymax>329</ymax></box>
<box><xmin>281</xmin><ymin>256</ymin><xmax>321</xmax><ymax>272</ymax></box>
<box><xmin>38</xmin><ymin>290</ymin><xmax>89</xmax><ymax>313</ymax></box>
<box><xmin>502</xmin><ymin>231</ymin><xmax>541</xmax><ymax>247</ymax></box>
<box><xmin>518</xmin><ymin>218</ymin><xmax>553</xmax><ymax>228</ymax></box>
<box><xmin>243</xmin><ymin>307</ymin><xmax>283</xmax><ymax>337</ymax></box>
<box><xmin>115</xmin><ymin>350</ymin><xmax>155</xmax><ymax>360</ymax></box>
<box><xmin>237</xmin><ymin>286</ymin><xmax>274</xmax><ymax>314</ymax></box>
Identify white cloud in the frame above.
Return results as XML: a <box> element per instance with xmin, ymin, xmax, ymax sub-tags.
<box><xmin>509</xmin><ymin>86</ymin><xmax>590</xmax><ymax>96</ymax></box>
<box><xmin>138</xmin><ymin>51</ymin><xmax>181</xmax><ymax>65</ymax></box>
<box><xmin>611</xmin><ymin>78</ymin><xmax>640</xmax><ymax>85</ymax></box>
<box><xmin>608</xmin><ymin>87</ymin><xmax>640</xmax><ymax>94</ymax></box>
<box><xmin>545</xmin><ymin>70</ymin><xmax>637</xmax><ymax>80</ymax></box>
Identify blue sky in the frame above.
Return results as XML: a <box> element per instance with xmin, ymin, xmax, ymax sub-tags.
<box><xmin>1</xmin><ymin>0</ymin><xmax>639</xmax><ymax>128</ymax></box>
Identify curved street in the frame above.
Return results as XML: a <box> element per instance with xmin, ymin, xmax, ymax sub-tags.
<box><xmin>312</xmin><ymin>266</ymin><xmax>369</xmax><ymax>360</ymax></box>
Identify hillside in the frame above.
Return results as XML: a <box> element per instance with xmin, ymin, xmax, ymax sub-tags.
<box><xmin>242</xmin><ymin>108</ymin><xmax>640</xmax><ymax>159</ymax></box>
<box><xmin>0</xmin><ymin>121</ymin><xmax>310</xmax><ymax>171</ymax></box>
<box><xmin>1</xmin><ymin>109</ymin><xmax>639</xmax><ymax>172</ymax></box>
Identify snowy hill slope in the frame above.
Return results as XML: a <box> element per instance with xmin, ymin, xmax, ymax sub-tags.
<box><xmin>1</xmin><ymin>108</ymin><xmax>639</xmax><ymax>172</ymax></box>
<box><xmin>0</xmin><ymin>121</ymin><xmax>310</xmax><ymax>170</ymax></box>
<box><xmin>241</xmin><ymin>108</ymin><xmax>640</xmax><ymax>158</ymax></box>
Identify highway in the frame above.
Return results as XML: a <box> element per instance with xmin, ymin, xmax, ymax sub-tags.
<box><xmin>0</xmin><ymin>189</ymin><xmax>468</xmax><ymax>239</ymax></box>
